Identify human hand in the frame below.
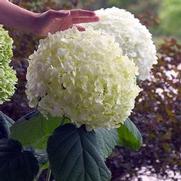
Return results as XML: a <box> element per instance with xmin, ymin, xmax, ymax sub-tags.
<box><xmin>34</xmin><ymin>9</ymin><xmax>99</xmax><ymax>36</ymax></box>
<box><xmin>0</xmin><ymin>1</ymin><xmax>99</xmax><ymax>36</ymax></box>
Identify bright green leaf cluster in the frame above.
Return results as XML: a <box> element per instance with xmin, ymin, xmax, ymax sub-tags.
<box><xmin>0</xmin><ymin>26</ymin><xmax>17</xmax><ymax>104</ymax></box>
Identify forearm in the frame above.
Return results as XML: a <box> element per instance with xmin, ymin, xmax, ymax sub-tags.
<box><xmin>0</xmin><ymin>0</ymin><xmax>38</xmax><ymax>33</ymax></box>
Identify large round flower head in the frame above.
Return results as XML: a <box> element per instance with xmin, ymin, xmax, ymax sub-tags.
<box><xmin>83</xmin><ymin>7</ymin><xmax>157</xmax><ymax>80</ymax></box>
<box><xmin>26</xmin><ymin>27</ymin><xmax>140</xmax><ymax>129</ymax></box>
<box><xmin>0</xmin><ymin>25</ymin><xmax>13</xmax><ymax>65</ymax></box>
<box><xmin>0</xmin><ymin>65</ymin><xmax>17</xmax><ymax>104</ymax></box>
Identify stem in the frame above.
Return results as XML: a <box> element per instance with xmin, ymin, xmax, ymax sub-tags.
<box><xmin>34</xmin><ymin>168</ymin><xmax>43</xmax><ymax>181</ymax></box>
<box><xmin>46</xmin><ymin>168</ymin><xmax>52</xmax><ymax>181</ymax></box>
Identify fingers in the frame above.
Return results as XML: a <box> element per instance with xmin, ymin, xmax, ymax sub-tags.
<box><xmin>72</xmin><ymin>16</ymin><xmax>99</xmax><ymax>24</ymax></box>
<box><xmin>46</xmin><ymin>9</ymin><xmax>99</xmax><ymax>22</ymax></box>
<box><xmin>71</xmin><ymin>9</ymin><xmax>96</xmax><ymax>17</ymax></box>
<box><xmin>47</xmin><ymin>10</ymin><xmax>70</xmax><ymax>18</ymax></box>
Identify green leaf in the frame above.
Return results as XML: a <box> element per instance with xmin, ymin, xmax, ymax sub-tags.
<box><xmin>0</xmin><ymin>138</ymin><xmax>39</xmax><ymax>181</ymax></box>
<box><xmin>95</xmin><ymin>128</ymin><xmax>118</xmax><ymax>159</ymax></box>
<box><xmin>117</xmin><ymin>118</ymin><xmax>142</xmax><ymax>151</ymax></box>
<box><xmin>0</xmin><ymin>111</ymin><xmax>14</xmax><ymax>139</ymax></box>
<box><xmin>47</xmin><ymin>124</ymin><xmax>111</xmax><ymax>181</ymax></box>
<box><xmin>10</xmin><ymin>111</ymin><xmax>63</xmax><ymax>149</ymax></box>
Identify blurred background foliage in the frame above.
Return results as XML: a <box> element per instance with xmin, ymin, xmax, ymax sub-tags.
<box><xmin>1</xmin><ymin>0</ymin><xmax>181</xmax><ymax>180</ymax></box>
<box><xmin>159</xmin><ymin>0</ymin><xmax>181</xmax><ymax>38</ymax></box>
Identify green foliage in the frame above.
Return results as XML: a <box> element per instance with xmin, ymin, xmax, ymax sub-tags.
<box><xmin>10</xmin><ymin>111</ymin><xmax>64</xmax><ymax>149</ymax></box>
<box><xmin>0</xmin><ymin>138</ymin><xmax>39</xmax><ymax>181</ymax></box>
<box><xmin>159</xmin><ymin>0</ymin><xmax>181</xmax><ymax>37</ymax></box>
<box><xmin>107</xmin><ymin>0</ymin><xmax>137</xmax><ymax>8</ymax></box>
<box><xmin>117</xmin><ymin>119</ymin><xmax>142</xmax><ymax>151</ymax></box>
<box><xmin>0</xmin><ymin>111</ymin><xmax>14</xmax><ymax>139</ymax></box>
<box><xmin>95</xmin><ymin>128</ymin><xmax>118</xmax><ymax>159</ymax></box>
<box><xmin>47</xmin><ymin>124</ymin><xmax>111</xmax><ymax>181</ymax></box>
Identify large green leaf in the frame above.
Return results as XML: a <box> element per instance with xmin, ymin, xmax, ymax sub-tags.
<box><xmin>47</xmin><ymin>124</ymin><xmax>111</xmax><ymax>181</ymax></box>
<box><xmin>117</xmin><ymin>119</ymin><xmax>142</xmax><ymax>151</ymax></box>
<box><xmin>95</xmin><ymin>128</ymin><xmax>118</xmax><ymax>159</ymax></box>
<box><xmin>0</xmin><ymin>111</ymin><xmax>14</xmax><ymax>139</ymax></box>
<box><xmin>0</xmin><ymin>138</ymin><xmax>39</xmax><ymax>181</ymax></box>
<box><xmin>10</xmin><ymin>111</ymin><xmax>64</xmax><ymax>149</ymax></box>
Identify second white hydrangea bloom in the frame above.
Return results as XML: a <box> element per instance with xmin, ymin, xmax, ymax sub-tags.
<box><xmin>83</xmin><ymin>7</ymin><xmax>157</xmax><ymax>80</ymax></box>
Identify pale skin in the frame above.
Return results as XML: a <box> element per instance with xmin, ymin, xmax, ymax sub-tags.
<box><xmin>0</xmin><ymin>0</ymin><xmax>99</xmax><ymax>36</ymax></box>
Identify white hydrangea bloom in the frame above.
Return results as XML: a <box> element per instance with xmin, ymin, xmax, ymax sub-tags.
<box><xmin>26</xmin><ymin>28</ymin><xmax>140</xmax><ymax>129</ymax></box>
<box><xmin>83</xmin><ymin>7</ymin><xmax>157</xmax><ymax>80</ymax></box>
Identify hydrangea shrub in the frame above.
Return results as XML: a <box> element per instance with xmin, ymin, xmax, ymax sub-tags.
<box><xmin>1</xmin><ymin>7</ymin><xmax>157</xmax><ymax>181</ymax></box>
